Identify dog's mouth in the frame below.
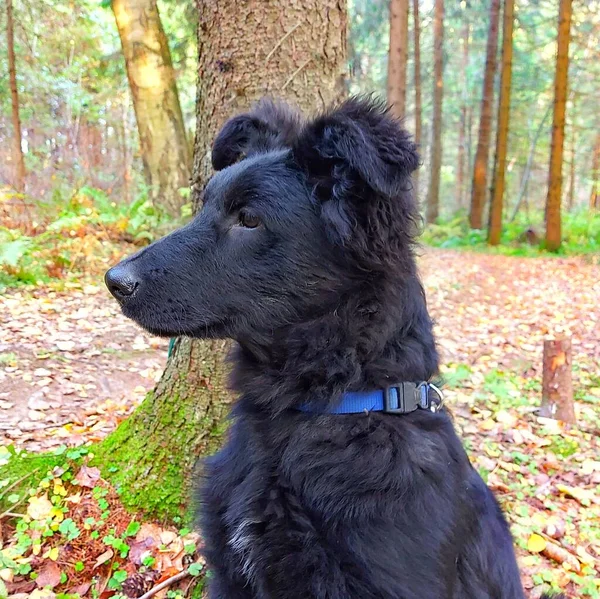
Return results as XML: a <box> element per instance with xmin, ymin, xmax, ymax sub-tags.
<box><xmin>120</xmin><ymin>300</ymin><xmax>230</xmax><ymax>340</ymax></box>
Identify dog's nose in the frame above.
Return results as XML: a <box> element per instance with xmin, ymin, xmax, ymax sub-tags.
<box><xmin>105</xmin><ymin>264</ymin><xmax>139</xmax><ymax>301</ymax></box>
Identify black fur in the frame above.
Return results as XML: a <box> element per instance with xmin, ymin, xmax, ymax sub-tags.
<box><xmin>105</xmin><ymin>98</ymin><xmax>562</xmax><ymax>599</ymax></box>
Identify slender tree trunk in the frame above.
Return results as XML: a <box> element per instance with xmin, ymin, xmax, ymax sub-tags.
<box><xmin>111</xmin><ymin>0</ymin><xmax>190</xmax><ymax>217</ymax></box>
<box><xmin>456</xmin><ymin>20</ymin><xmax>470</xmax><ymax>211</ymax></box>
<box><xmin>567</xmin><ymin>124</ymin><xmax>575</xmax><ymax>211</ymax></box>
<box><xmin>6</xmin><ymin>0</ymin><xmax>26</xmax><ymax>193</ymax></box>
<box><xmin>488</xmin><ymin>0</ymin><xmax>514</xmax><ymax>245</ymax></box>
<box><xmin>426</xmin><ymin>0</ymin><xmax>444</xmax><ymax>224</ymax></box>
<box><xmin>412</xmin><ymin>0</ymin><xmax>422</xmax><ymax>200</ymax></box>
<box><xmin>590</xmin><ymin>132</ymin><xmax>600</xmax><ymax>210</ymax></box>
<box><xmin>545</xmin><ymin>0</ymin><xmax>573</xmax><ymax>251</ymax></box>
<box><xmin>98</xmin><ymin>0</ymin><xmax>347</xmax><ymax>521</ymax></box>
<box><xmin>510</xmin><ymin>104</ymin><xmax>552</xmax><ymax>222</ymax></box>
<box><xmin>469</xmin><ymin>0</ymin><xmax>501</xmax><ymax>229</ymax></box>
<box><xmin>387</xmin><ymin>0</ymin><xmax>409</xmax><ymax>119</ymax></box>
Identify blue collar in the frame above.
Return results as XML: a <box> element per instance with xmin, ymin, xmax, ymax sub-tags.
<box><xmin>298</xmin><ymin>382</ymin><xmax>444</xmax><ymax>415</ymax></box>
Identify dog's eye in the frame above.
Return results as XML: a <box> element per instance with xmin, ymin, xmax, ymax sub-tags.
<box><xmin>238</xmin><ymin>211</ymin><xmax>261</xmax><ymax>229</ymax></box>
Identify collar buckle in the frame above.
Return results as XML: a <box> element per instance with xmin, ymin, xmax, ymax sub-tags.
<box><xmin>384</xmin><ymin>382</ymin><xmax>445</xmax><ymax>414</ymax></box>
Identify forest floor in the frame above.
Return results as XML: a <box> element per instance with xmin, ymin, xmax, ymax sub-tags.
<box><xmin>1</xmin><ymin>247</ymin><xmax>599</xmax><ymax>598</ymax></box>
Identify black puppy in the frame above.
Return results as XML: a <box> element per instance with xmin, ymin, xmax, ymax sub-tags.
<box><xmin>106</xmin><ymin>98</ymin><xmax>558</xmax><ymax>599</ymax></box>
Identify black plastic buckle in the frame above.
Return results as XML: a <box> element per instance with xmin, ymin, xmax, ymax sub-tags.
<box><xmin>383</xmin><ymin>383</ymin><xmax>419</xmax><ymax>413</ymax></box>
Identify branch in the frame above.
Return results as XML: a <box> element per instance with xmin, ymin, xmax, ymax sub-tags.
<box><xmin>138</xmin><ymin>570</ymin><xmax>190</xmax><ymax>599</ymax></box>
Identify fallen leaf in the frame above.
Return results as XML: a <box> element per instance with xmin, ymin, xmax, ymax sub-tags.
<box><xmin>73</xmin><ymin>465</ymin><xmax>101</xmax><ymax>488</ymax></box>
<box><xmin>27</xmin><ymin>495</ymin><xmax>53</xmax><ymax>520</ymax></box>
<box><xmin>542</xmin><ymin>540</ymin><xmax>581</xmax><ymax>572</ymax></box>
<box><xmin>93</xmin><ymin>548</ymin><xmax>114</xmax><ymax>569</ymax></box>
<box><xmin>35</xmin><ymin>561</ymin><xmax>61</xmax><ymax>589</ymax></box>
<box><xmin>527</xmin><ymin>534</ymin><xmax>547</xmax><ymax>553</ymax></box>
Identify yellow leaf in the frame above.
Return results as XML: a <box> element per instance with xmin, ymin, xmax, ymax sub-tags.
<box><xmin>42</xmin><ymin>546</ymin><xmax>59</xmax><ymax>561</ymax></box>
<box><xmin>50</xmin><ymin>507</ymin><xmax>64</xmax><ymax>523</ymax></box>
<box><xmin>556</xmin><ymin>484</ymin><xmax>593</xmax><ymax>506</ymax></box>
<box><xmin>27</xmin><ymin>495</ymin><xmax>53</xmax><ymax>520</ymax></box>
<box><xmin>527</xmin><ymin>534</ymin><xmax>547</xmax><ymax>553</ymax></box>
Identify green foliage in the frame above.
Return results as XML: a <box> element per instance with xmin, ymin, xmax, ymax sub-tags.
<box><xmin>420</xmin><ymin>210</ymin><xmax>600</xmax><ymax>256</ymax></box>
<box><xmin>0</xmin><ymin>186</ymin><xmax>178</xmax><ymax>290</ymax></box>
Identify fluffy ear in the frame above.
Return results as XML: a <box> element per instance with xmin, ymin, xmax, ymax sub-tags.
<box><xmin>293</xmin><ymin>96</ymin><xmax>420</xmax><ymax>245</ymax></box>
<box><xmin>211</xmin><ymin>98</ymin><xmax>303</xmax><ymax>171</ymax></box>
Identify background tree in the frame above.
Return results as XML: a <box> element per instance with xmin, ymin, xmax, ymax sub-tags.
<box><xmin>470</xmin><ymin>0</ymin><xmax>501</xmax><ymax>229</ymax></box>
<box><xmin>545</xmin><ymin>0</ymin><xmax>573</xmax><ymax>251</ymax></box>
<box><xmin>488</xmin><ymin>0</ymin><xmax>515</xmax><ymax>245</ymax></box>
<box><xmin>111</xmin><ymin>0</ymin><xmax>191</xmax><ymax>218</ymax></box>
<box><xmin>387</xmin><ymin>0</ymin><xmax>409</xmax><ymax>119</ymax></box>
<box><xmin>6</xmin><ymin>0</ymin><xmax>26</xmax><ymax>193</ymax></box>
<box><xmin>591</xmin><ymin>132</ymin><xmax>600</xmax><ymax>210</ymax></box>
<box><xmin>426</xmin><ymin>0</ymin><xmax>444</xmax><ymax>224</ymax></box>
<box><xmin>412</xmin><ymin>0</ymin><xmax>422</xmax><ymax>200</ymax></box>
<box><xmin>456</xmin><ymin>17</ymin><xmax>470</xmax><ymax>210</ymax></box>
<box><xmin>96</xmin><ymin>0</ymin><xmax>348</xmax><ymax>519</ymax></box>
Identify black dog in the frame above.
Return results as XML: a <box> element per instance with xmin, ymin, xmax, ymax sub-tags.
<box><xmin>106</xmin><ymin>98</ymin><xmax>559</xmax><ymax>598</ymax></box>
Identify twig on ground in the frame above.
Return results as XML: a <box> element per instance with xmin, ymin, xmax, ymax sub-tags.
<box><xmin>0</xmin><ymin>467</ymin><xmax>40</xmax><ymax>500</ymax></box>
<box><xmin>137</xmin><ymin>569</ymin><xmax>190</xmax><ymax>599</ymax></box>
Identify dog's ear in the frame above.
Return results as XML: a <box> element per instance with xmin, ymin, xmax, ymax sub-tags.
<box><xmin>293</xmin><ymin>96</ymin><xmax>420</xmax><ymax>244</ymax></box>
<box><xmin>212</xmin><ymin>99</ymin><xmax>303</xmax><ymax>171</ymax></box>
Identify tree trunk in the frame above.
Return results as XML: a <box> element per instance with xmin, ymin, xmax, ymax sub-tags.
<box><xmin>488</xmin><ymin>0</ymin><xmax>514</xmax><ymax>246</ymax></box>
<box><xmin>6</xmin><ymin>0</ymin><xmax>26</xmax><ymax>193</ymax></box>
<box><xmin>469</xmin><ymin>0</ymin><xmax>501</xmax><ymax>229</ymax></box>
<box><xmin>591</xmin><ymin>132</ymin><xmax>600</xmax><ymax>210</ymax></box>
<box><xmin>545</xmin><ymin>0</ymin><xmax>573</xmax><ymax>251</ymax></box>
<box><xmin>412</xmin><ymin>0</ymin><xmax>422</xmax><ymax>201</ymax></box>
<box><xmin>456</xmin><ymin>20</ymin><xmax>469</xmax><ymax>211</ymax></box>
<box><xmin>567</xmin><ymin>124</ymin><xmax>575</xmax><ymax>211</ymax></box>
<box><xmin>111</xmin><ymin>0</ymin><xmax>190</xmax><ymax>217</ymax></box>
<box><xmin>426</xmin><ymin>0</ymin><xmax>444</xmax><ymax>224</ymax></box>
<box><xmin>540</xmin><ymin>338</ymin><xmax>575</xmax><ymax>424</ymax></box>
<box><xmin>98</xmin><ymin>0</ymin><xmax>347</xmax><ymax>521</ymax></box>
<box><xmin>387</xmin><ymin>0</ymin><xmax>409</xmax><ymax>119</ymax></box>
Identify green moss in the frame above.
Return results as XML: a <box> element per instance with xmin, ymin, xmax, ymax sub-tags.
<box><xmin>0</xmin><ymin>451</ymin><xmax>63</xmax><ymax>513</ymax></box>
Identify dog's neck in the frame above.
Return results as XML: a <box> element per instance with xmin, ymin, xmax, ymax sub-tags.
<box><xmin>232</xmin><ymin>274</ymin><xmax>439</xmax><ymax>415</ymax></box>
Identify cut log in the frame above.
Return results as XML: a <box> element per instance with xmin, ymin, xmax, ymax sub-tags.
<box><xmin>540</xmin><ymin>337</ymin><xmax>575</xmax><ymax>423</ymax></box>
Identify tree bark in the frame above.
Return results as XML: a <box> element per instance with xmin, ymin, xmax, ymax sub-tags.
<box><xmin>426</xmin><ymin>0</ymin><xmax>444</xmax><ymax>224</ymax></box>
<box><xmin>6</xmin><ymin>0</ymin><xmax>26</xmax><ymax>193</ymax></box>
<box><xmin>456</xmin><ymin>20</ymin><xmax>470</xmax><ymax>211</ymax></box>
<box><xmin>387</xmin><ymin>0</ymin><xmax>409</xmax><ymax>120</ymax></box>
<box><xmin>412</xmin><ymin>0</ymin><xmax>422</xmax><ymax>201</ymax></box>
<box><xmin>545</xmin><ymin>0</ymin><xmax>573</xmax><ymax>251</ymax></box>
<box><xmin>111</xmin><ymin>0</ymin><xmax>190</xmax><ymax>217</ymax></box>
<box><xmin>488</xmin><ymin>0</ymin><xmax>514</xmax><ymax>246</ymax></box>
<box><xmin>591</xmin><ymin>132</ymin><xmax>600</xmax><ymax>210</ymax></box>
<box><xmin>469</xmin><ymin>0</ymin><xmax>501</xmax><ymax>229</ymax></box>
<box><xmin>99</xmin><ymin>0</ymin><xmax>347</xmax><ymax>521</ymax></box>
<box><xmin>540</xmin><ymin>338</ymin><xmax>575</xmax><ymax>424</ymax></box>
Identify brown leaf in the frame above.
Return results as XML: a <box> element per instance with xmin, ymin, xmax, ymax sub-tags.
<box><xmin>93</xmin><ymin>548</ymin><xmax>114</xmax><ymax>569</ymax></box>
<box><xmin>73</xmin><ymin>465</ymin><xmax>101</xmax><ymax>488</ymax></box>
<box><xmin>35</xmin><ymin>561</ymin><xmax>61</xmax><ymax>589</ymax></box>
<box><xmin>68</xmin><ymin>582</ymin><xmax>91</xmax><ymax>597</ymax></box>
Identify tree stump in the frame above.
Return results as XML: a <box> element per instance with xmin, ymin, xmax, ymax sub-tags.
<box><xmin>540</xmin><ymin>337</ymin><xmax>575</xmax><ymax>423</ymax></box>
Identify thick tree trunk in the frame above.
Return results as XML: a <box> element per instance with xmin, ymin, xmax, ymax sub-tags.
<box><xmin>456</xmin><ymin>20</ymin><xmax>469</xmax><ymax>211</ymax></box>
<box><xmin>387</xmin><ymin>0</ymin><xmax>409</xmax><ymax>119</ymax></box>
<box><xmin>426</xmin><ymin>0</ymin><xmax>444</xmax><ymax>224</ymax></box>
<box><xmin>488</xmin><ymin>0</ymin><xmax>514</xmax><ymax>246</ymax></box>
<box><xmin>111</xmin><ymin>0</ymin><xmax>190</xmax><ymax>217</ymax></box>
<box><xmin>469</xmin><ymin>0</ymin><xmax>501</xmax><ymax>229</ymax></box>
<box><xmin>540</xmin><ymin>338</ymin><xmax>575</xmax><ymax>424</ymax></box>
<box><xmin>412</xmin><ymin>0</ymin><xmax>422</xmax><ymax>201</ymax></box>
<box><xmin>545</xmin><ymin>0</ymin><xmax>573</xmax><ymax>251</ymax></box>
<box><xmin>99</xmin><ymin>0</ymin><xmax>347</xmax><ymax>521</ymax></box>
<box><xmin>591</xmin><ymin>132</ymin><xmax>600</xmax><ymax>210</ymax></box>
<box><xmin>6</xmin><ymin>0</ymin><xmax>26</xmax><ymax>193</ymax></box>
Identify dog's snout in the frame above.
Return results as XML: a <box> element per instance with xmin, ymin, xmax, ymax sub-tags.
<box><xmin>105</xmin><ymin>264</ymin><xmax>139</xmax><ymax>301</ymax></box>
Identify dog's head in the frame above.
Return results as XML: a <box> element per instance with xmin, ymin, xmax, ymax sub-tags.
<box><xmin>105</xmin><ymin>97</ymin><xmax>420</xmax><ymax>340</ymax></box>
